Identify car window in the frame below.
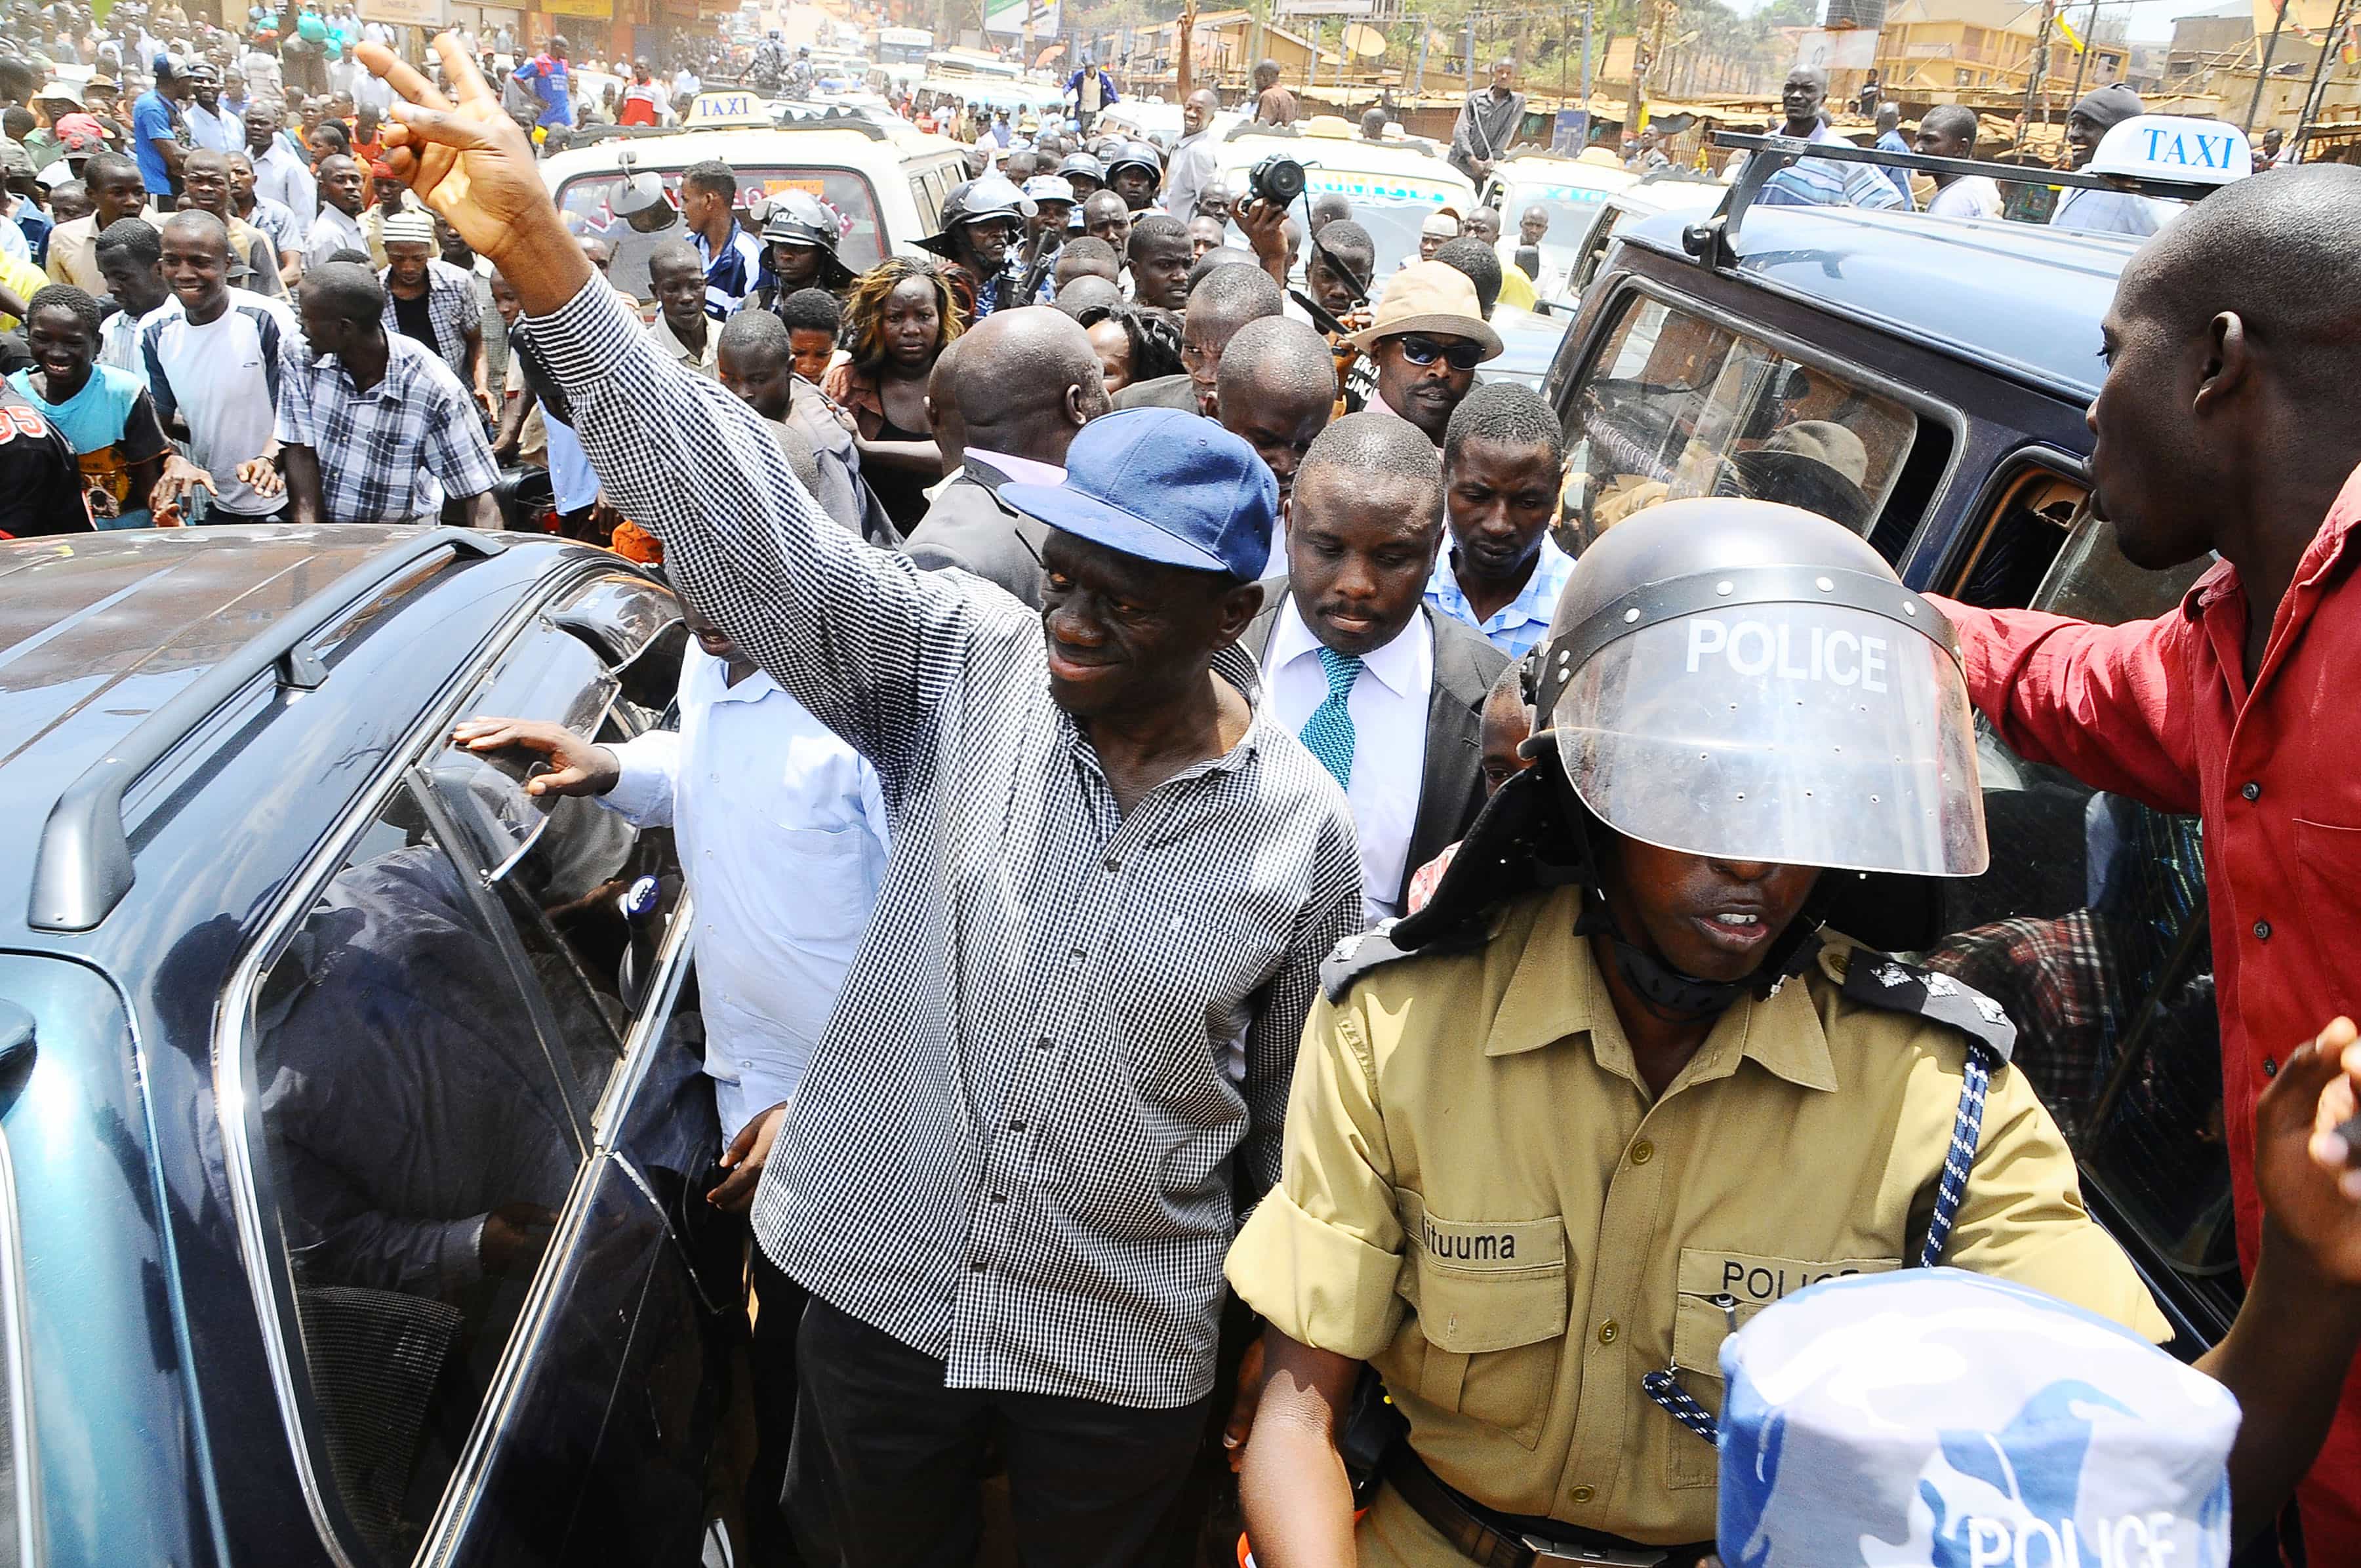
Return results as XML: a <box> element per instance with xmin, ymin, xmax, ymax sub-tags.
<box><xmin>1919</xmin><ymin>496</ymin><xmax>2233</xmax><ymax>1325</ymax></box>
<box><xmin>245</xmin><ymin>789</ymin><xmax>587</xmax><ymax>1566</ymax></box>
<box><xmin>1561</xmin><ymin>291</ymin><xmax>1917</xmax><ymax>550</ymax></box>
<box><xmin>426</xmin><ymin>629</ymin><xmax>687</xmax><ymax>1120</ymax></box>
<box><xmin>555</xmin><ymin>165</ymin><xmax>885</xmax><ymax>296</ymax></box>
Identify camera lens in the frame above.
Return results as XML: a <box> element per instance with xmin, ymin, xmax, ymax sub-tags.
<box><xmin>1251</xmin><ymin>155</ymin><xmax>1306</xmax><ymax>206</ymax></box>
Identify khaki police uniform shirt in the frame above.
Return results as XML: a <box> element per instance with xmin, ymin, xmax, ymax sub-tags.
<box><xmin>1224</xmin><ymin>884</ymin><xmax>2169</xmax><ymax>1561</ymax></box>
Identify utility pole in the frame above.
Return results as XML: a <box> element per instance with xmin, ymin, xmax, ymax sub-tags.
<box><xmin>2290</xmin><ymin>0</ymin><xmax>2354</xmax><ymax>153</ymax></box>
<box><xmin>2017</xmin><ymin>0</ymin><xmax>2053</xmax><ymax>155</ymax></box>
<box><xmin>1579</xmin><ymin>0</ymin><xmax>1592</xmax><ymax>134</ymax></box>
<box><xmin>1464</xmin><ymin>14</ymin><xmax>1476</xmax><ymax>84</ymax></box>
<box><xmin>2246</xmin><ymin>0</ymin><xmax>2292</xmax><ymax>132</ymax></box>
<box><xmin>2063</xmin><ymin>0</ymin><xmax>2097</xmax><ymax>111</ymax></box>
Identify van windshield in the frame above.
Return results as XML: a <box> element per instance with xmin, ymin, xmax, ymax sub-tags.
<box><xmin>555</xmin><ymin>167</ymin><xmax>885</xmax><ymax>302</ymax></box>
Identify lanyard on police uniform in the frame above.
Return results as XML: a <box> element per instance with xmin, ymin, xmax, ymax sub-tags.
<box><xmin>1638</xmin><ymin>1039</ymin><xmax>2000</xmax><ymax>1446</ymax></box>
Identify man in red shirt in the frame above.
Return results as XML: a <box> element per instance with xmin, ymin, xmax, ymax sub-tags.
<box><xmin>618</xmin><ymin>59</ymin><xmax>666</xmax><ymax>127</ymax></box>
<box><xmin>1931</xmin><ymin>163</ymin><xmax>2361</xmax><ymax>1559</ymax></box>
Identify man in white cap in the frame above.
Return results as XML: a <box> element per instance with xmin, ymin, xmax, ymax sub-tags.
<box><xmin>1022</xmin><ymin>173</ymin><xmax>1074</xmax><ymax>254</ymax></box>
<box><xmin>1416</xmin><ymin>210</ymin><xmax>1459</xmax><ymax>264</ymax></box>
<box><xmin>1347</xmin><ymin>260</ymin><xmax>1502</xmax><ymax>449</ymax></box>
<box><xmin>379</xmin><ymin>207</ymin><xmax>491</xmax><ymax>418</ymax></box>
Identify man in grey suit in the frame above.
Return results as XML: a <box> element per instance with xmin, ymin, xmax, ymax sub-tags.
<box><xmin>901</xmin><ymin>307</ymin><xmax>1111</xmax><ymax>609</ymax></box>
<box><xmin>1248</xmin><ymin>413</ymin><xmax>1508</xmax><ymax>921</ymax></box>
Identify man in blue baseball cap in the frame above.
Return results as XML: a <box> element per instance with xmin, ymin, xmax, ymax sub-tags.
<box><xmin>351</xmin><ymin>38</ymin><xmax>1366</xmax><ymax>1563</ymax></box>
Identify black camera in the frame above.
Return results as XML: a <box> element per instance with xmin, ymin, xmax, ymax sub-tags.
<box><xmin>1249</xmin><ymin>155</ymin><xmax>1307</xmax><ymax>207</ymax></box>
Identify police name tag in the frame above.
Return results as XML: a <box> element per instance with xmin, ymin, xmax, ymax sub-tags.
<box><xmin>1399</xmin><ymin>1193</ymin><xmax>1567</xmax><ymax>1275</ymax></box>
<box><xmin>1684</xmin><ymin>615</ymin><xmax>1889</xmax><ymax>692</ymax></box>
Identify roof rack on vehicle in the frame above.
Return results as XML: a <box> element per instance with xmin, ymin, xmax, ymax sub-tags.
<box><xmin>569</xmin><ymin>106</ymin><xmax>889</xmax><ymax>144</ymax></box>
<box><xmin>28</xmin><ymin>528</ymin><xmax>511</xmax><ymax>935</ymax></box>
<box><xmin>1682</xmin><ymin>127</ymin><xmax>2234</xmax><ymax>268</ymax></box>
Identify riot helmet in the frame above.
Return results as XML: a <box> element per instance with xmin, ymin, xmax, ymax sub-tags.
<box><xmin>1057</xmin><ymin>150</ymin><xmax>1107</xmax><ymax>198</ymax></box>
<box><xmin>1104</xmin><ymin>140</ymin><xmax>1163</xmax><ymax>207</ymax></box>
<box><xmin>1392</xmin><ymin>498</ymin><xmax>1986</xmax><ymax>1014</ymax></box>
<box><xmin>757</xmin><ymin>186</ymin><xmax>855</xmax><ymax>289</ymax></box>
<box><xmin>917</xmin><ymin>172</ymin><xmax>1034</xmax><ymax>259</ymax></box>
<box><xmin>1539</xmin><ymin>499</ymin><xmax>1987</xmax><ymax>881</ymax></box>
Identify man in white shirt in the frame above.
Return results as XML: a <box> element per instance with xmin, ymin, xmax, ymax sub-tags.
<box><xmin>1161</xmin><ymin>88</ymin><xmax>1222</xmax><ymax>224</ymax></box>
<box><xmin>141</xmin><ymin>210</ymin><xmax>301</xmax><ymax>522</ymax></box>
<box><xmin>243</xmin><ymin>102</ymin><xmax>315</xmax><ymax>222</ymax></box>
<box><xmin>1914</xmin><ymin>104</ymin><xmax>2002</xmax><ymax>220</ymax></box>
<box><xmin>182</xmin><ymin>64</ymin><xmax>240</xmax><ymax>152</ymax></box>
<box><xmin>304</xmin><ymin>152</ymin><xmax>368</xmax><ymax>270</ymax></box>
<box><xmin>450</xmin><ymin>597</ymin><xmax>889</xmax><ymax>1568</ymax></box>
<box><xmin>1251</xmin><ymin>411</ymin><xmax>1506</xmax><ymax>923</ymax></box>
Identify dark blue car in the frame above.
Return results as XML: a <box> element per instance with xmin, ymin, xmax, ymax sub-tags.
<box><xmin>0</xmin><ymin>525</ymin><xmax>734</xmax><ymax>1568</ymax></box>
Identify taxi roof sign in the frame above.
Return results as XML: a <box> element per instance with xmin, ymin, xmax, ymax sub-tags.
<box><xmin>2089</xmin><ymin>114</ymin><xmax>2253</xmax><ymax>186</ymax></box>
<box><xmin>686</xmin><ymin>90</ymin><xmax>773</xmax><ymax>129</ymax></box>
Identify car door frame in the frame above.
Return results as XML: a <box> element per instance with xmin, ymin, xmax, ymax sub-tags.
<box><xmin>211</xmin><ymin>557</ymin><xmax>710</xmax><ymax>1568</ymax></box>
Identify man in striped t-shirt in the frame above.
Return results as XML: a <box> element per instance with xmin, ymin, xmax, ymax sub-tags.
<box><xmin>141</xmin><ymin>209</ymin><xmax>300</xmax><ymax>522</ymax></box>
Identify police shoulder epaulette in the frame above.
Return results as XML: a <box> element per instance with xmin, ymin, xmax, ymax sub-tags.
<box><xmin>1319</xmin><ymin>921</ymin><xmax>1494</xmax><ymax>1003</ymax></box>
<box><xmin>1836</xmin><ymin>949</ymin><xmax>2018</xmax><ymax>1064</ymax></box>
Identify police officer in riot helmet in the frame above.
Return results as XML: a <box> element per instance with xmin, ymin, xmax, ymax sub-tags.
<box><xmin>918</xmin><ymin>172</ymin><xmax>1051</xmax><ymax>319</ymax></box>
<box><xmin>1224</xmin><ymin>498</ymin><xmax>2178</xmax><ymax>1565</ymax></box>
<box><xmin>1106</xmin><ymin>140</ymin><xmax>1163</xmax><ymax>212</ymax></box>
<box><xmin>745</xmin><ymin>187</ymin><xmax>855</xmax><ymax>311</ymax></box>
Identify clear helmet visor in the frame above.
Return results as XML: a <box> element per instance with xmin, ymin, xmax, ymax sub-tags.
<box><xmin>1552</xmin><ymin>601</ymin><xmax>1989</xmax><ymax>877</ymax></box>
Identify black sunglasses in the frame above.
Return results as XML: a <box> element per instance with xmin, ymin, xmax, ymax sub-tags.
<box><xmin>1396</xmin><ymin>334</ymin><xmax>1485</xmax><ymax>371</ymax></box>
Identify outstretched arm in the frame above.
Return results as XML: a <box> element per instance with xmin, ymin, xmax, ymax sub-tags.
<box><xmin>1929</xmin><ymin>595</ymin><xmax>2206</xmax><ymax>816</ymax></box>
<box><xmin>359</xmin><ymin>37</ymin><xmax>1022</xmax><ymax>780</ymax></box>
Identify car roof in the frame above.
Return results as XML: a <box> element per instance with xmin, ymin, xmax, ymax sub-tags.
<box><xmin>1217</xmin><ymin>125</ymin><xmax>1476</xmax><ymax>191</ymax></box>
<box><xmin>538</xmin><ymin>119</ymin><xmax>962</xmax><ymax>186</ymax></box>
<box><xmin>1619</xmin><ymin>203</ymin><xmax>2137</xmax><ymax>401</ymax></box>
<box><xmin>0</xmin><ymin>527</ymin><xmax>601</xmax><ymax>935</ymax></box>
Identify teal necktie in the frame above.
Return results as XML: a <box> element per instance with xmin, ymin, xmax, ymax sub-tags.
<box><xmin>1299</xmin><ymin>646</ymin><xmax>1364</xmax><ymax>791</ymax></box>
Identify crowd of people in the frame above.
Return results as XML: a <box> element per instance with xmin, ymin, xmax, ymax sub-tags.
<box><xmin>18</xmin><ymin>18</ymin><xmax>2361</xmax><ymax>1568</ymax></box>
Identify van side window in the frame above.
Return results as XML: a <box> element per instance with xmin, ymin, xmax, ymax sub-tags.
<box><xmin>1920</xmin><ymin>502</ymin><xmax>2235</xmax><ymax>1330</ymax></box>
<box><xmin>1561</xmin><ymin>293</ymin><xmax>1918</xmax><ymax>553</ymax></box>
<box><xmin>246</xmin><ymin>787</ymin><xmax>587</xmax><ymax>1565</ymax></box>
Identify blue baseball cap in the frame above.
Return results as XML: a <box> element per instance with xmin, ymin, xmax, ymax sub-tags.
<box><xmin>999</xmin><ymin>408</ymin><xmax>1276</xmax><ymax>582</ymax></box>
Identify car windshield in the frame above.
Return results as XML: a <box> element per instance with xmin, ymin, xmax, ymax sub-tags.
<box><xmin>554</xmin><ymin>166</ymin><xmax>884</xmax><ymax>301</ymax></box>
<box><xmin>1564</xmin><ymin>292</ymin><xmax>1918</xmax><ymax>546</ymax></box>
<box><xmin>1242</xmin><ymin>160</ymin><xmax>1472</xmax><ymax>285</ymax></box>
<box><xmin>1498</xmin><ymin>182</ymin><xmax>1621</xmax><ymax>293</ymax></box>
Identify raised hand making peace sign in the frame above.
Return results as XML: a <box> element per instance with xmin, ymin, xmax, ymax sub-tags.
<box><xmin>357</xmin><ymin>37</ymin><xmax>592</xmax><ymax>316</ymax></box>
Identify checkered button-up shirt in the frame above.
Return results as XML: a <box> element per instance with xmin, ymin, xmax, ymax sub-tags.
<box><xmin>276</xmin><ymin>333</ymin><xmax>501</xmax><ymax>523</ymax></box>
<box><xmin>530</xmin><ymin>276</ymin><xmax>1365</xmax><ymax>1409</ymax></box>
<box><xmin>380</xmin><ymin>257</ymin><xmax>481</xmax><ymax>386</ymax></box>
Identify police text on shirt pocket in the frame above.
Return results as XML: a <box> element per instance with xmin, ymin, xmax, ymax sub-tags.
<box><xmin>1665</xmin><ymin>1249</ymin><xmax>1901</xmax><ymax>1489</ymax></box>
<box><xmin>1396</xmin><ymin>1193</ymin><xmax>1568</xmax><ymax>1451</ymax></box>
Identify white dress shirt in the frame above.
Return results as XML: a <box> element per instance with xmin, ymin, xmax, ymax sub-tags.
<box><xmin>600</xmin><ymin>648</ymin><xmax>891</xmax><ymax>1146</ymax></box>
<box><xmin>1264</xmin><ymin>597</ymin><xmax>1431</xmax><ymax>923</ymax></box>
<box><xmin>251</xmin><ymin>138</ymin><xmax>317</xmax><ymax>225</ymax></box>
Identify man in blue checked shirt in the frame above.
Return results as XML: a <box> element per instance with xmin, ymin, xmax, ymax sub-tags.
<box><xmin>1424</xmin><ymin>383</ymin><xmax>1573</xmax><ymax>660</ymax></box>
<box><xmin>1754</xmin><ymin>67</ymin><xmax>1909</xmax><ymax>212</ymax></box>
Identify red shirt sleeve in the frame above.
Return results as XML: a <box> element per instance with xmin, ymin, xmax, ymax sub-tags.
<box><xmin>1930</xmin><ymin>594</ymin><xmax>2206</xmax><ymax>818</ymax></box>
